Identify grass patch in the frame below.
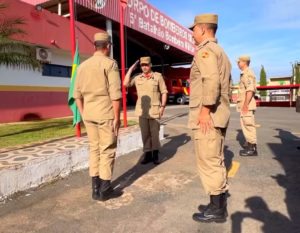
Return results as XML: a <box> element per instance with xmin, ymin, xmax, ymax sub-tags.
<box><xmin>0</xmin><ymin>118</ymin><xmax>137</xmax><ymax>149</ymax></box>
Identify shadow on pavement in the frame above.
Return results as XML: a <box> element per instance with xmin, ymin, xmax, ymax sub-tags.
<box><xmin>231</xmin><ymin>196</ymin><xmax>294</xmax><ymax>233</ymax></box>
<box><xmin>113</xmin><ymin>95</ymin><xmax>192</xmax><ymax>191</ymax></box>
<box><xmin>112</xmin><ymin>133</ymin><xmax>191</xmax><ymax>191</ymax></box>
<box><xmin>224</xmin><ymin>145</ymin><xmax>235</xmax><ymax>170</ymax></box>
<box><xmin>236</xmin><ymin>129</ymin><xmax>245</xmax><ymax>148</ymax></box>
<box><xmin>231</xmin><ymin>128</ymin><xmax>300</xmax><ymax>233</ymax></box>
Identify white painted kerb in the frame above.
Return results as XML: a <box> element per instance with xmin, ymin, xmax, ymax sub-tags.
<box><xmin>0</xmin><ymin>126</ymin><xmax>164</xmax><ymax>200</ymax></box>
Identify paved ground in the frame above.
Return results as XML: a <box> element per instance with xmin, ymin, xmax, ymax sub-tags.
<box><xmin>1</xmin><ymin>106</ymin><xmax>300</xmax><ymax>233</ymax></box>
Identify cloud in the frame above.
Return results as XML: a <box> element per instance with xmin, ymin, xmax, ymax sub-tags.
<box><xmin>218</xmin><ymin>21</ymin><xmax>258</xmax><ymax>36</ymax></box>
<box><xmin>258</xmin><ymin>0</ymin><xmax>300</xmax><ymax>29</ymax></box>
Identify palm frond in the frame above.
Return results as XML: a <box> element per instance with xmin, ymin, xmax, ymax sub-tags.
<box><xmin>0</xmin><ymin>25</ymin><xmax>27</xmax><ymax>37</ymax></box>
<box><xmin>0</xmin><ymin>16</ymin><xmax>27</xmax><ymax>33</ymax></box>
<box><xmin>0</xmin><ymin>37</ymin><xmax>35</xmax><ymax>54</ymax></box>
<box><xmin>0</xmin><ymin>2</ymin><xmax>43</xmax><ymax>72</ymax></box>
<box><xmin>0</xmin><ymin>52</ymin><xmax>42</xmax><ymax>71</ymax></box>
<box><xmin>0</xmin><ymin>2</ymin><xmax>9</xmax><ymax>12</ymax></box>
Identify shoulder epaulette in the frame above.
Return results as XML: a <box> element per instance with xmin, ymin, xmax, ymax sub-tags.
<box><xmin>196</xmin><ymin>40</ymin><xmax>210</xmax><ymax>51</ymax></box>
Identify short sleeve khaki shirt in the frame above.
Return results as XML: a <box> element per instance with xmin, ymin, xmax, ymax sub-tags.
<box><xmin>188</xmin><ymin>38</ymin><xmax>232</xmax><ymax>129</ymax></box>
<box><xmin>73</xmin><ymin>52</ymin><xmax>122</xmax><ymax>122</ymax></box>
<box><xmin>126</xmin><ymin>72</ymin><xmax>168</xmax><ymax>119</ymax></box>
<box><xmin>236</xmin><ymin>67</ymin><xmax>257</xmax><ymax>112</ymax></box>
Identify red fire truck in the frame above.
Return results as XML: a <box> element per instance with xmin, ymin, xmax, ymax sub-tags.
<box><xmin>127</xmin><ymin>67</ymin><xmax>191</xmax><ymax>105</ymax></box>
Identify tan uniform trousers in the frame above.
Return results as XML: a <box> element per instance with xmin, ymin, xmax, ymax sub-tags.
<box><xmin>139</xmin><ymin>117</ymin><xmax>161</xmax><ymax>152</ymax></box>
<box><xmin>240</xmin><ymin>110</ymin><xmax>257</xmax><ymax>144</ymax></box>
<box><xmin>84</xmin><ymin>119</ymin><xmax>117</xmax><ymax>180</ymax></box>
<box><xmin>193</xmin><ymin>127</ymin><xmax>229</xmax><ymax>195</ymax></box>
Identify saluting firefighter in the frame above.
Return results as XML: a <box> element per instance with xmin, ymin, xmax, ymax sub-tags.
<box><xmin>124</xmin><ymin>57</ymin><xmax>168</xmax><ymax>165</ymax></box>
<box><xmin>187</xmin><ymin>14</ymin><xmax>232</xmax><ymax>223</ymax></box>
<box><xmin>236</xmin><ymin>55</ymin><xmax>258</xmax><ymax>156</ymax></box>
<box><xmin>73</xmin><ymin>32</ymin><xmax>123</xmax><ymax>201</ymax></box>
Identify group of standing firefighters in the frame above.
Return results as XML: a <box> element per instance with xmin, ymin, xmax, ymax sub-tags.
<box><xmin>73</xmin><ymin>13</ymin><xmax>260</xmax><ymax>223</ymax></box>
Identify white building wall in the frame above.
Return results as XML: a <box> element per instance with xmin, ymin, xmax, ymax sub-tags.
<box><xmin>0</xmin><ymin>48</ymin><xmax>90</xmax><ymax>88</ymax></box>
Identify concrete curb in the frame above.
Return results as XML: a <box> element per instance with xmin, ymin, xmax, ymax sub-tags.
<box><xmin>0</xmin><ymin>126</ymin><xmax>165</xmax><ymax>200</ymax></box>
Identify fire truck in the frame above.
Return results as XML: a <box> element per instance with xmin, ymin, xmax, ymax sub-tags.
<box><xmin>126</xmin><ymin>67</ymin><xmax>190</xmax><ymax>105</ymax></box>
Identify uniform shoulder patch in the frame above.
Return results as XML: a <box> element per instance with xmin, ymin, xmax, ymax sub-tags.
<box><xmin>112</xmin><ymin>62</ymin><xmax>119</xmax><ymax>71</ymax></box>
<box><xmin>201</xmin><ymin>51</ymin><xmax>209</xmax><ymax>58</ymax></box>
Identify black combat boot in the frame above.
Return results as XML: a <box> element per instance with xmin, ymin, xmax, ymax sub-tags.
<box><xmin>239</xmin><ymin>142</ymin><xmax>250</xmax><ymax>155</ymax></box>
<box><xmin>153</xmin><ymin>150</ymin><xmax>160</xmax><ymax>165</ymax></box>
<box><xmin>92</xmin><ymin>176</ymin><xmax>101</xmax><ymax>200</ymax></box>
<box><xmin>193</xmin><ymin>193</ymin><xmax>227</xmax><ymax>223</ymax></box>
<box><xmin>98</xmin><ymin>179</ymin><xmax>124</xmax><ymax>202</ymax></box>
<box><xmin>140</xmin><ymin>151</ymin><xmax>153</xmax><ymax>165</ymax></box>
<box><xmin>240</xmin><ymin>143</ymin><xmax>258</xmax><ymax>156</ymax></box>
<box><xmin>198</xmin><ymin>193</ymin><xmax>228</xmax><ymax>217</ymax></box>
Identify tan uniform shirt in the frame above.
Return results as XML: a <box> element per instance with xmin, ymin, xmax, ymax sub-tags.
<box><xmin>126</xmin><ymin>72</ymin><xmax>168</xmax><ymax>119</ymax></box>
<box><xmin>236</xmin><ymin>67</ymin><xmax>257</xmax><ymax>112</ymax></box>
<box><xmin>188</xmin><ymin>38</ymin><xmax>232</xmax><ymax>129</ymax></box>
<box><xmin>73</xmin><ymin>52</ymin><xmax>122</xmax><ymax>122</ymax></box>
<box><xmin>229</xmin><ymin>75</ymin><xmax>234</xmax><ymax>102</ymax></box>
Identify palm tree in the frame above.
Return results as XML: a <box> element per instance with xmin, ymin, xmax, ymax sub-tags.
<box><xmin>0</xmin><ymin>2</ymin><xmax>42</xmax><ymax>71</ymax></box>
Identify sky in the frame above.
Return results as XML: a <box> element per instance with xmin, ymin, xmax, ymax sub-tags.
<box><xmin>148</xmin><ymin>0</ymin><xmax>300</xmax><ymax>83</ymax></box>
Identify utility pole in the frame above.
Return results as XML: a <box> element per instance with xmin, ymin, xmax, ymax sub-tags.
<box><xmin>291</xmin><ymin>62</ymin><xmax>295</xmax><ymax>102</ymax></box>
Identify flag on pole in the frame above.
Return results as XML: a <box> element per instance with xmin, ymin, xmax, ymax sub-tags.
<box><xmin>68</xmin><ymin>43</ymin><xmax>82</xmax><ymax>127</ymax></box>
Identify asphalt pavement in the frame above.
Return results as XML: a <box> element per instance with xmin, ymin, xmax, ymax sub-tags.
<box><xmin>1</xmin><ymin>106</ymin><xmax>300</xmax><ymax>233</ymax></box>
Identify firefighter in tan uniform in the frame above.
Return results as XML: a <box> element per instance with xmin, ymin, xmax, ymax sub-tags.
<box><xmin>229</xmin><ymin>76</ymin><xmax>234</xmax><ymax>102</ymax></box>
<box><xmin>187</xmin><ymin>14</ymin><xmax>232</xmax><ymax>223</ymax></box>
<box><xmin>73</xmin><ymin>32</ymin><xmax>123</xmax><ymax>201</ymax></box>
<box><xmin>236</xmin><ymin>55</ymin><xmax>258</xmax><ymax>156</ymax></box>
<box><xmin>124</xmin><ymin>57</ymin><xmax>168</xmax><ymax>165</ymax></box>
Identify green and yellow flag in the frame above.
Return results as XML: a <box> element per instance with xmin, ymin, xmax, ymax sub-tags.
<box><xmin>68</xmin><ymin>44</ymin><xmax>82</xmax><ymax>127</ymax></box>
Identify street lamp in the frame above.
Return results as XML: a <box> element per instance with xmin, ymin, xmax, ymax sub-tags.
<box><xmin>291</xmin><ymin>62</ymin><xmax>294</xmax><ymax>84</ymax></box>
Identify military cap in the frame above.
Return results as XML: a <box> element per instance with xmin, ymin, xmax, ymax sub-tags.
<box><xmin>188</xmin><ymin>13</ymin><xmax>218</xmax><ymax>30</ymax></box>
<box><xmin>94</xmin><ymin>32</ymin><xmax>111</xmax><ymax>42</ymax></box>
<box><xmin>140</xmin><ymin>57</ymin><xmax>151</xmax><ymax>64</ymax></box>
<box><xmin>236</xmin><ymin>55</ymin><xmax>251</xmax><ymax>62</ymax></box>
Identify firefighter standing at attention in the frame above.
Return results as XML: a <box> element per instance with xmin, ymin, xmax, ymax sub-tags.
<box><xmin>187</xmin><ymin>13</ymin><xmax>232</xmax><ymax>223</ymax></box>
<box><xmin>73</xmin><ymin>32</ymin><xmax>123</xmax><ymax>201</ymax></box>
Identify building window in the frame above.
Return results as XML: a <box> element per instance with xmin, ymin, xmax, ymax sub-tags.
<box><xmin>42</xmin><ymin>64</ymin><xmax>72</xmax><ymax>78</ymax></box>
<box><xmin>181</xmin><ymin>80</ymin><xmax>190</xmax><ymax>88</ymax></box>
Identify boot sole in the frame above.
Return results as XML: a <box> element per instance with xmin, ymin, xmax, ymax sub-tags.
<box><xmin>92</xmin><ymin>195</ymin><xmax>99</xmax><ymax>201</ymax></box>
<box><xmin>97</xmin><ymin>191</ymin><xmax>124</xmax><ymax>202</ymax></box>
<box><xmin>192</xmin><ymin>216</ymin><xmax>227</xmax><ymax>223</ymax></box>
<box><xmin>239</xmin><ymin>153</ymin><xmax>258</xmax><ymax>156</ymax></box>
<box><xmin>198</xmin><ymin>207</ymin><xmax>229</xmax><ymax>217</ymax></box>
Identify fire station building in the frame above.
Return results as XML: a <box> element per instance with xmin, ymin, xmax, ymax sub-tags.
<box><xmin>0</xmin><ymin>0</ymin><xmax>195</xmax><ymax>123</ymax></box>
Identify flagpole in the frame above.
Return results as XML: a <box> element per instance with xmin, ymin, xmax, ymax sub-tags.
<box><xmin>69</xmin><ymin>0</ymin><xmax>81</xmax><ymax>137</ymax></box>
<box><xmin>120</xmin><ymin>0</ymin><xmax>128</xmax><ymax>127</ymax></box>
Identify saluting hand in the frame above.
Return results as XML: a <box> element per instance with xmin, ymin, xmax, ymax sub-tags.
<box><xmin>130</xmin><ymin>60</ymin><xmax>139</xmax><ymax>71</ymax></box>
<box><xmin>113</xmin><ymin>118</ymin><xmax>121</xmax><ymax>136</ymax></box>
<box><xmin>197</xmin><ymin>113</ymin><xmax>214</xmax><ymax>134</ymax></box>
